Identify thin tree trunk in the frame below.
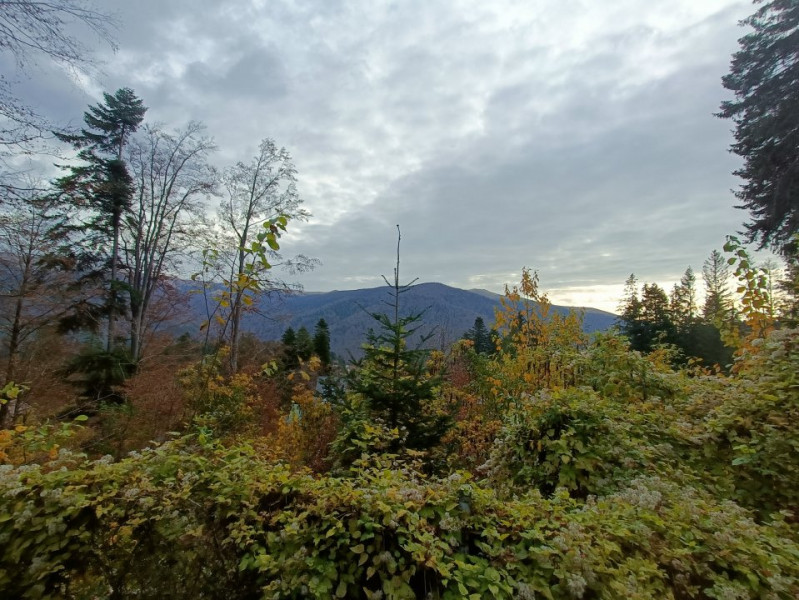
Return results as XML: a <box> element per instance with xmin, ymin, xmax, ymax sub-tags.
<box><xmin>5</xmin><ymin>297</ymin><xmax>23</xmax><ymax>386</ymax></box>
<box><xmin>229</xmin><ymin>243</ymin><xmax>247</xmax><ymax>374</ymax></box>
<box><xmin>107</xmin><ymin>214</ymin><xmax>120</xmax><ymax>353</ymax></box>
<box><xmin>129</xmin><ymin>304</ymin><xmax>142</xmax><ymax>363</ymax></box>
<box><xmin>1</xmin><ymin>254</ymin><xmax>31</xmax><ymax>426</ymax></box>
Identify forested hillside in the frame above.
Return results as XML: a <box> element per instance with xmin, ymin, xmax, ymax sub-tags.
<box><xmin>179</xmin><ymin>281</ymin><xmax>617</xmax><ymax>358</ymax></box>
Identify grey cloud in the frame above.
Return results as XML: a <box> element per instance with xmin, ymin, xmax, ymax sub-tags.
<box><xmin>9</xmin><ymin>0</ymin><xmax>762</xmax><ymax>310</ymax></box>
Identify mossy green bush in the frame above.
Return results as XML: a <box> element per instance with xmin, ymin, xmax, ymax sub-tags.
<box><xmin>699</xmin><ymin>328</ymin><xmax>799</xmax><ymax>518</ymax></box>
<box><xmin>2</xmin><ymin>434</ymin><xmax>798</xmax><ymax>599</ymax></box>
<box><xmin>482</xmin><ymin>388</ymin><xmax>650</xmax><ymax>498</ymax></box>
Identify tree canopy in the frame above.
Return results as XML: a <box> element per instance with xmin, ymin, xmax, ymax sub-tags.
<box><xmin>719</xmin><ymin>0</ymin><xmax>799</xmax><ymax>251</ymax></box>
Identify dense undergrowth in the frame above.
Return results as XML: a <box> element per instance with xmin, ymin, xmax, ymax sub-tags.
<box><xmin>2</xmin><ymin>321</ymin><xmax>798</xmax><ymax>599</ymax></box>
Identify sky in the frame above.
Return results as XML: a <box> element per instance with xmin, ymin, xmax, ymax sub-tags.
<box><xmin>5</xmin><ymin>0</ymin><xmax>770</xmax><ymax>312</ymax></box>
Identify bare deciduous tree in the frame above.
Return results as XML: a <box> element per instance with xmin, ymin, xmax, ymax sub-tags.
<box><xmin>0</xmin><ymin>1</ymin><xmax>118</xmax><ymax>190</ymax></box>
<box><xmin>122</xmin><ymin>122</ymin><xmax>217</xmax><ymax>362</ymax></box>
<box><xmin>0</xmin><ymin>188</ymin><xmax>71</xmax><ymax>423</ymax></box>
<box><xmin>215</xmin><ymin>138</ymin><xmax>315</xmax><ymax>373</ymax></box>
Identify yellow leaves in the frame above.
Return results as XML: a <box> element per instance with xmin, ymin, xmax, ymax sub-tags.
<box><xmin>236</xmin><ymin>272</ymin><xmax>253</xmax><ymax>289</ymax></box>
<box><xmin>270</xmin><ymin>384</ymin><xmax>339</xmax><ymax>472</ymax></box>
<box><xmin>287</xmin><ymin>370</ymin><xmax>310</xmax><ymax>382</ymax></box>
<box><xmin>287</xmin><ymin>355</ymin><xmax>322</xmax><ymax>382</ymax></box>
<box><xmin>1</xmin><ymin>382</ymin><xmax>22</xmax><ymax>401</ymax></box>
<box><xmin>490</xmin><ymin>267</ymin><xmax>586</xmax><ymax>396</ymax></box>
<box><xmin>261</xmin><ymin>360</ymin><xmax>280</xmax><ymax>377</ymax></box>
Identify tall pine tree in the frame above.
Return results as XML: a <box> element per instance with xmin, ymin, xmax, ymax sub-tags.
<box><xmin>719</xmin><ymin>0</ymin><xmax>799</xmax><ymax>251</ymax></box>
<box><xmin>51</xmin><ymin>89</ymin><xmax>146</xmax><ymax>405</ymax></box>
<box><xmin>346</xmin><ymin>226</ymin><xmax>449</xmax><ymax>452</ymax></box>
<box><xmin>313</xmin><ymin>318</ymin><xmax>331</xmax><ymax>368</ymax></box>
<box><xmin>463</xmin><ymin>316</ymin><xmax>493</xmax><ymax>355</ymax></box>
<box><xmin>702</xmin><ymin>249</ymin><xmax>733</xmax><ymax>324</ymax></box>
<box><xmin>54</xmin><ymin>88</ymin><xmax>147</xmax><ymax>352</ymax></box>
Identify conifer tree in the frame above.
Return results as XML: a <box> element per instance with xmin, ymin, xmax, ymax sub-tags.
<box><xmin>719</xmin><ymin>0</ymin><xmax>799</xmax><ymax>252</ymax></box>
<box><xmin>617</xmin><ymin>274</ymin><xmax>646</xmax><ymax>350</ymax></box>
<box><xmin>346</xmin><ymin>226</ymin><xmax>449</xmax><ymax>452</ymax></box>
<box><xmin>463</xmin><ymin>316</ymin><xmax>493</xmax><ymax>354</ymax></box>
<box><xmin>281</xmin><ymin>327</ymin><xmax>298</xmax><ymax>369</ymax></box>
<box><xmin>670</xmin><ymin>267</ymin><xmax>697</xmax><ymax>332</ymax></box>
<box><xmin>54</xmin><ymin>88</ymin><xmax>147</xmax><ymax>352</ymax></box>
<box><xmin>778</xmin><ymin>243</ymin><xmax>799</xmax><ymax>326</ymax></box>
<box><xmin>702</xmin><ymin>250</ymin><xmax>732</xmax><ymax>324</ymax></box>
<box><xmin>48</xmin><ymin>89</ymin><xmax>146</xmax><ymax>406</ymax></box>
<box><xmin>640</xmin><ymin>283</ymin><xmax>677</xmax><ymax>350</ymax></box>
<box><xmin>313</xmin><ymin>318</ymin><xmax>331</xmax><ymax>368</ymax></box>
<box><xmin>295</xmin><ymin>326</ymin><xmax>313</xmax><ymax>362</ymax></box>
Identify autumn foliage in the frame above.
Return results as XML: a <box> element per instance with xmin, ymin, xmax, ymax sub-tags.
<box><xmin>3</xmin><ymin>264</ymin><xmax>799</xmax><ymax>599</ymax></box>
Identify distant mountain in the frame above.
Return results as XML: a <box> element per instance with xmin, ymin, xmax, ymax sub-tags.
<box><xmin>182</xmin><ymin>282</ymin><xmax>617</xmax><ymax>359</ymax></box>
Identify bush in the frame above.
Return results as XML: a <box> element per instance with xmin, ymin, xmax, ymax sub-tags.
<box><xmin>2</xmin><ymin>437</ymin><xmax>798</xmax><ymax>599</ymax></box>
<box><xmin>482</xmin><ymin>388</ymin><xmax>652</xmax><ymax>498</ymax></box>
<box><xmin>700</xmin><ymin>328</ymin><xmax>799</xmax><ymax>519</ymax></box>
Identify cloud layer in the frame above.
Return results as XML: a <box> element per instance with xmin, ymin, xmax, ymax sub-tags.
<box><xmin>14</xmin><ymin>0</ymin><xmax>760</xmax><ymax>311</ymax></box>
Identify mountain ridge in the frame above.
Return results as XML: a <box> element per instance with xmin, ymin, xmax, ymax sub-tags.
<box><xmin>182</xmin><ymin>281</ymin><xmax>617</xmax><ymax>358</ymax></box>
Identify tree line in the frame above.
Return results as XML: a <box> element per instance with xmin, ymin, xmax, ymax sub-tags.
<box><xmin>0</xmin><ymin>86</ymin><xmax>313</xmax><ymax>423</ymax></box>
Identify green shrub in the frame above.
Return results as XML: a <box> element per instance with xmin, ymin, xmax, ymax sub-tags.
<box><xmin>2</xmin><ymin>436</ymin><xmax>798</xmax><ymax>599</ymax></box>
<box><xmin>700</xmin><ymin>328</ymin><xmax>799</xmax><ymax>519</ymax></box>
<box><xmin>483</xmin><ymin>388</ymin><xmax>653</xmax><ymax>498</ymax></box>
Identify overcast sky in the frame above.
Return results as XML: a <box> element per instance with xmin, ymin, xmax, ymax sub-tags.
<box><xmin>9</xmin><ymin>0</ymin><xmax>767</xmax><ymax>312</ymax></box>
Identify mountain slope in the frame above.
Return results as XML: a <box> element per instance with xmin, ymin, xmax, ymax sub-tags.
<box><xmin>185</xmin><ymin>282</ymin><xmax>617</xmax><ymax>359</ymax></box>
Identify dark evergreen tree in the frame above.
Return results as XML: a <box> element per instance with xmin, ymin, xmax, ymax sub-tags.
<box><xmin>640</xmin><ymin>283</ymin><xmax>677</xmax><ymax>350</ymax></box>
<box><xmin>617</xmin><ymin>274</ymin><xmax>647</xmax><ymax>351</ymax></box>
<box><xmin>666</xmin><ymin>265</ymin><xmax>734</xmax><ymax>369</ymax></box>
<box><xmin>60</xmin><ymin>345</ymin><xmax>135</xmax><ymax>406</ymax></box>
<box><xmin>54</xmin><ymin>88</ymin><xmax>147</xmax><ymax>351</ymax></box>
<box><xmin>281</xmin><ymin>327</ymin><xmax>298</xmax><ymax>369</ymax></box>
<box><xmin>295</xmin><ymin>326</ymin><xmax>313</xmax><ymax>362</ymax></box>
<box><xmin>702</xmin><ymin>249</ymin><xmax>732</xmax><ymax>323</ymax></box>
<box><xmin>281</xmin><ymin>327</ymin><xmax>296</xmax><ymax>347</ymax></box>
<box><xmin>313</xmin><ymin>318</ymin><xmax>331</xmax><ymax>368</ymax></box>
<box><xmin>719</xmin><ymin>0</ymin><xmax>799</xmax><ymax>251</ymax></box>
<box><xmin>46</xmin><ymin>89</ymin><xmax>146</xmax><ymax>406</ymax></box>
<box><xmin>617</xmin><ymin>277</ymin><xmax>678</xmax><ymax>353</ymax></box>
<box><xmin>778</xmin><ymin>242</ymin><xmax>799</xmax><ymax>326</ymax></box>
<box><xmin>346</xmin><ymin>227</ymin><xmax>450</xmax><ymax>452</ymax></box>
<box><xmin>618</xmin><ymin>268</ymin><xmax>733</xmax><ymax>368</ymax></box>
<box><xmin>679</xmin><ymin>323</ymin><xmax>735</xmax><ymax>371</ymax></box>
<box><xmin>463</xmin><ymin>316</ymin><xmax>493</xmax><ymax>354</ymax></box>
<box><xmin>670</xmin><ymin>267</ymin><xmax>697</xmax><ymax>332</ymax></box>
